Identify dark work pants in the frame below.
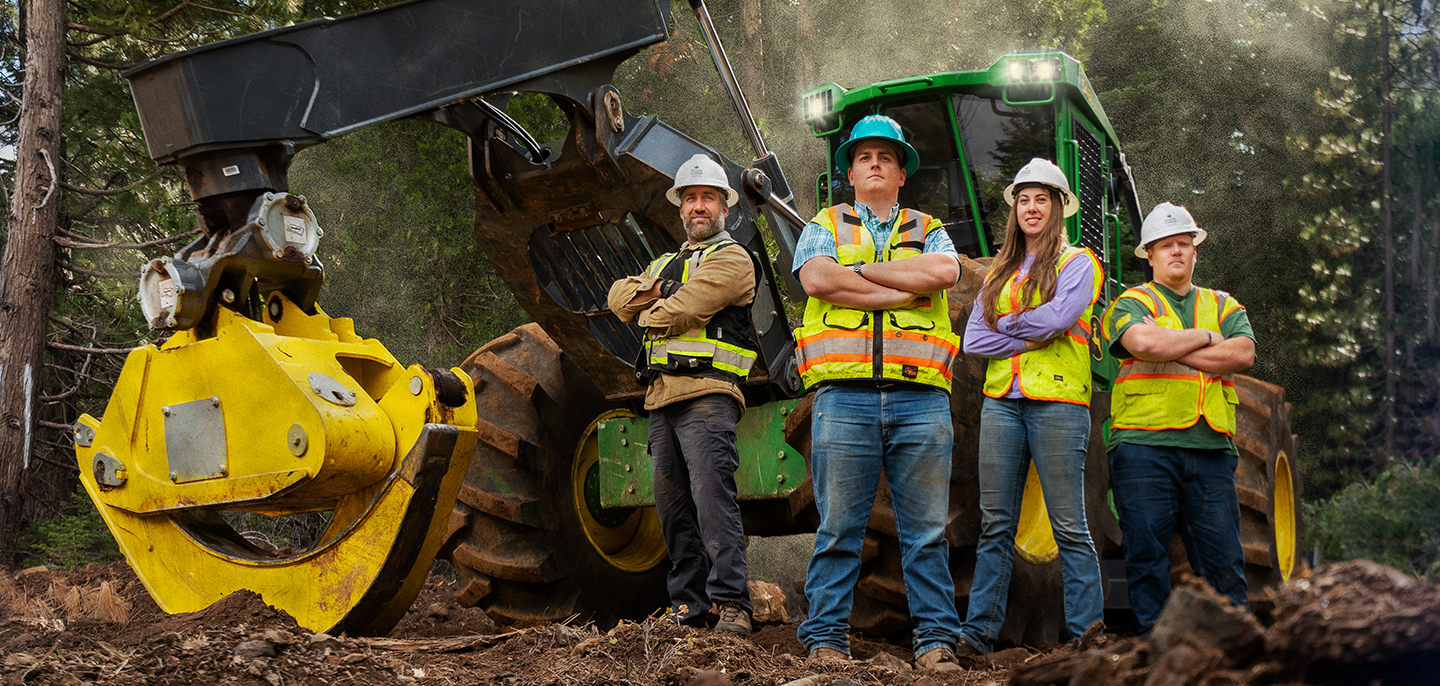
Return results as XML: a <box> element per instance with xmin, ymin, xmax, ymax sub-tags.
<box><xmin>1109</xmin><ymin>442</ymin><xmax>1249</xmax><ymax>635</ymax></box>
<box><xmin>649</xmin><ymin>393</ymin><xmax>752</xmax><ymax>624</ymax></box>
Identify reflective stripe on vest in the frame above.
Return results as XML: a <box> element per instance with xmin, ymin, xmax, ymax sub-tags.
<box><xmin>793</xmin><ymin>204</ymin><xmax>960</xmax><ymax>391</ymax></box>
<box><xmin>981</xmin><ymin>246</ymin><xmax>1102</xmax><ymax>406</ymax></box>
<box><xmin>641</xmin><ymin>241</ymin><xmax>758</xmax><ymax>382</ymax></box>
<box><xmin>1105</xmin><ymin>283</ymin><xmax>1241</xmax><ymax>435</ymax></box>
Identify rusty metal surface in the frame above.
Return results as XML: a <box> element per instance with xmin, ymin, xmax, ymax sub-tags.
<box><xmin>470</xmin><ymin>103</ymin><xmax>799</xmax><ymax>400</ymax></box>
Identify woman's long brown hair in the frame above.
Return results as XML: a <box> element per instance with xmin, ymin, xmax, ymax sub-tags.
<box><xmin>979</xmin><ymin>186</ymin><xmax>1070</xmax><ymax>330</ymax></box>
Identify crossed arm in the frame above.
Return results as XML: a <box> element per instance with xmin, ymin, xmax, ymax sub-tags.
<box><xmin>1118</xmin><ymin>315</ymin><xmax>1255</xmax><ymax>373</ymax></box>
<box><xmin>798</xmin><ymin>253</ymin><xmax>960</xmax><ymax>310</ymax></box>
<box><xmin>606</xmin><ymin>247</ymin><xmax>756</xmax><ymax>334</ymax></box>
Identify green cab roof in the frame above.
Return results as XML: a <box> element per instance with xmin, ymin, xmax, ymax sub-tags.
<box><xmin>801</xmin><ymin>50</ymin><xmax>1121</xmax><ymax>147</ymax></box>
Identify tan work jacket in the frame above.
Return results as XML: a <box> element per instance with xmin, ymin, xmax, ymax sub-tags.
<box><xmin>607</xmin><ymin>234</ymin><xmax>757</xmax><ymax>411</ymax></box>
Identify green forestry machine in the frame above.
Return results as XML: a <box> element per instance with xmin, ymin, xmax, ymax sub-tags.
<box><xmin>71</xmin><ymin>0</ymin><xmax>1301</xmax><ymax>646</ymax></box>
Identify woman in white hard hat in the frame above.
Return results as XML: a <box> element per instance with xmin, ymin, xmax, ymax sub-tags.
<box><xmin>957</xmin><ymin>158</ymin><xmax>1106</xmax><ymax>653</ymax></box>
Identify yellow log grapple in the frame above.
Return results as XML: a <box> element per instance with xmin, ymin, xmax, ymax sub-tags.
<box><xmin>74</xmin><ymin>293</ymin><xmax>476</xmax><ymax>635</ymax></box>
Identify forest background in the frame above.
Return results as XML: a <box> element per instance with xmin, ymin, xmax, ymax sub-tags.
<box><xmin>2</xmin><ymin>0</ymin><xmax>1438</xmax><ymax>579</ymax></box>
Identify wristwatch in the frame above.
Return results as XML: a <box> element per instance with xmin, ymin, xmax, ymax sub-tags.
<box><xmin>851</xmin><ymin>261</ymin><xmax>865</xmax><ymax>276</ymax></box>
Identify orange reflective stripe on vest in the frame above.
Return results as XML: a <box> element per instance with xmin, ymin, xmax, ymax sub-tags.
<box><xmin>1107</xmin><ymin>283</ymin><xmax>1240</xmax><ymax>435</ymax></box>
<box><xmin>981</xmin><ymin>246</ymin><xmax>1103</xmax><ymax>406</ymax></box>
<box><xmin>794</xmin><ymin>204</ymin><xmax>959</xmax><ymax>391</ymax></box>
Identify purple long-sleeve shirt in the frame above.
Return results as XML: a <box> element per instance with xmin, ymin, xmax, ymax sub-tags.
<box><xmin>963</xmin><ymin>253</ymin><xmax>1096</xmax><ymax>398</ymax></box>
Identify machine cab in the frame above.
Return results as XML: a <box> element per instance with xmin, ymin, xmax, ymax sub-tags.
<box><xmin>802</xmin><ymin>51</ymin><xmax>1147</xmax><ymax>307</ymax></box>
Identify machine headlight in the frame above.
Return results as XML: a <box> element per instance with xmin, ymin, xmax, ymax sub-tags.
<box><xmin>1008</xmin><ymin>61</ymin><xmax>1026</xmax><ymax>83</ymax></box>
<box><xmin>1007</xmin><ymin>57</ymin><xmax>1063</xmax><ymax>84</ymax></box>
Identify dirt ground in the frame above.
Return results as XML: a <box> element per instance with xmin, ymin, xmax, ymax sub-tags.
<box><xmin>1</xmin><ymin>561</ymin><xmax>1437</xmax><ymax>686</ymax></box>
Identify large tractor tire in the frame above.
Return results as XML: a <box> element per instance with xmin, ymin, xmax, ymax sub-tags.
<box><xmin>441</xmin><ymin>324</ymin><xmax>669</xmax><ymax>627</ymax></box>
<box><xmin>1168</xmin><ymin>375</ymin><xmax>1303</xmax><ymax>616</ymax></box>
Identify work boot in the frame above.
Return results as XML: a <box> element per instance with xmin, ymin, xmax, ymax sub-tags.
<box><xmin>807</xmin><ymin>647</ymin><xmax>849</xmax><ymax>664</ymax></box>
<box><xmin>915</xmin><ymin>647</ymin><xmax>964</xmax><ymax>672</ymax></box>
<box><xmin>955</xmin><ymin>636</ymin><xmax>982</xmax><ymax>656</ymax></box>
<box><xmin>714</xmin><ymin>602</ymin><xmax>751</xmax><ymax>636</ymax></box>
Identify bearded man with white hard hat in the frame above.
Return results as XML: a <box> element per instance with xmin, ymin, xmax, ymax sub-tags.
<box><xmin>607</xmin><ymin>153</ymin><xmax>760</xmax><ymax>635</ymax></box>
<box><xmin>1101</xmin><ymin>202</ymin><xmax>1257</xmax><ymax>635</ymax></box>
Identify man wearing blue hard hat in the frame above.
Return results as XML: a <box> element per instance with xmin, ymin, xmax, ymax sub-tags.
<box><xmin>792</xmin><ymin>114</ymin><xmax>965</xmax><ymax>672</ymax></box>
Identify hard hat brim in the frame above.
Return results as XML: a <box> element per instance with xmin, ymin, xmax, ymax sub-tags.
<box><xmin>1134</xmin><ymin>227</ymin><xmax>1207</xmax><ymax>258</ymax></box>
<box><xmin>666</xmin><ymin>184</ymin><xmax>740</xmax><ymax>208</ymax></box>
<box><xmin>834</xmin><ymin>136</ymin><xmax>920</xmax><ymax>177</ymax></box>
<box><xmin>1003</xmin><ymin>181</ymin><xmax>1080</xmax><ymax>218</ymax></box>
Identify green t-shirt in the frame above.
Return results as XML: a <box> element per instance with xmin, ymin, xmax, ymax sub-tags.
<box><xmin>1106</xmin><ymin>282</ymin><xmax>1254</xmax><ymax>454</ymax></box>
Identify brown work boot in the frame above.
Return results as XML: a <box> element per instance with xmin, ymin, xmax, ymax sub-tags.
<box><xmin>807</xmin><ymin>647</ymin><xmax>849</xmax><ymax>664</ymax></box>
<box><xmin>714</xmin><ymin>602</ymin><xmax>751</xmax><ymax>636</ymax></box>
<box><xmin>915</xmin><ymin>647</ymin><xmax>964</xmax><ymax>672</ymax></box>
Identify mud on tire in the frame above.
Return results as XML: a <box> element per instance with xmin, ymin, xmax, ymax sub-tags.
<box><xmin>442</xmin><ymin>324</ymin><xmax>669</xmax><ymax>627</ymax></box>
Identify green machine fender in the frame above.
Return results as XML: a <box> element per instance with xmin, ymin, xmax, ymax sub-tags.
<box><xmin>594</xmin><ymin>399</ymin><xmax>807</xmax><ymax>509</ymax></box>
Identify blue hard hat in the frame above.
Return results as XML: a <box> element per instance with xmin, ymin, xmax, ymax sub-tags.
<box><xmin>834</xmin><ymin>114</ymin><xmax>920</xmax><ymax>177</ymax></box>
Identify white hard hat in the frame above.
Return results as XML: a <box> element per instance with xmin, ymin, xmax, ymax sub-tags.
<box><xmin>1003</xmin><ymin>158</ymin><xmax>1080</xmax><ymax>218</ymax></box>
<box><xmin>1136</xmin><ymin>202</ymin><xmax>1207</xmax><ymax>258</ymax></box>
<box><xmin>666</xmin><ymin>154</ymin><xmax>739</xmax><ymax>207</ymax></box>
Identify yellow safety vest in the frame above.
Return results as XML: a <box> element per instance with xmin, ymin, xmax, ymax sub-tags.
<box><xmin>981</xmin><ymin>246</ymin><xmax>1103</xmax><ymax>406</ymax></box>
<box><xmin>794</xmin><ymin>204</ymin><xmax>960</xmax><ymax>392</ymax></box>
<box><xmin>638</xmin><ymin>241</ymin><xmax>759</xmax><ymax>385</ymax></box>
<box><xmin>1104</xmin><ymin>283</ymin><xmax>1242</xmax><ymax>435</ymax></box>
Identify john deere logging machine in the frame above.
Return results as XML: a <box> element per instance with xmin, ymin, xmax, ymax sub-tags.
<box><xmin>73</xmin><ymin>0</ymin><xmax>1301</xmax><ymax>646</ymax></box>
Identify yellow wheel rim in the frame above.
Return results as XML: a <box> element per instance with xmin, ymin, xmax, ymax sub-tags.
<box><xmin>1273</xmin><ymin>450</ymin><xmax>1297</xmax><ymax>580</ymax></box>
<box><xmin>1014</xmin><ymin>462</ymin><xmax>1060</xmax><ymax>565</ymax></box>
<box><xmin>571</xmin><ymin>410</ymin><xmax>668</xmax><ymax>573</ymax></box>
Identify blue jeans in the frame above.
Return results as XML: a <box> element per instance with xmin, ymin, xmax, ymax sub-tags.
<box><xmin>1109</xmin><ymin>442</ymin><xmax>1247</xmax><ymax>635</ymax></box>
<box><xmin>797</xmin><ymin>384</ymin><xmax>960</xmax><ymax>659</ymax></box>
<box><xmin>960</xmin><ymin>397</ymin><xmax>1103</xmax><ymax>651</ymax></box>
<box><xmin>650</xmin><ymin>394</ymin><xmax>751</xmax><ymax>625</ymax></box>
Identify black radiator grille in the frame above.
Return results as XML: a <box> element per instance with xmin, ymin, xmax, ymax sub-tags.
<box><xmin>1074</xmin><ymin>120</ymin><xmax>1106</xmax><ymax>263</ymax></box>
<box><xmin>529</xmin><ymin>215</ymin><xmax>672</xmax><ymax>364</ymax></box>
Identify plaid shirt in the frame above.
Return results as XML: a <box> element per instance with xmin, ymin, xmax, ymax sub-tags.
<box><xmin>791</xmin><ymin>201</ymin><xmax>957</xmax><ymax>280</ymax></box>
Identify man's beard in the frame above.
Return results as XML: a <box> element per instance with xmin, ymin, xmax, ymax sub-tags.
<box><xmin>684</xmin><ymin>213</ymin><xmax>725</xmax><ymax>243</ymax></box>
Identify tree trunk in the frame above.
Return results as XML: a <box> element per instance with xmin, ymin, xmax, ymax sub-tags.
<box><xmin>1427</xmin><ymin>141</ymin><xmax>1438</xmax><ymax>343</ymax></box>
<box><xmin>0</xmin><ymin>0</ymin><xmax>65</xmax><ymax>553</ymax></box>
<box><xmin>1407</xmin><ymin>144</ymin><xmax>1422</xmax><ymax>367</ymax></box>
<box><xmin>796</xmin><ymin>0</ymin><xmax>813</xmax><ymax>102</ymax></box>
<box><xmin>1380</xmin><ymin>1</ymin><xmax>1395</xmax><ymax>458</ymax></box>
<box><xmin>739</xmin><ymin>0</ymin><xmax>763</xmax><ymax>104</ymax></box>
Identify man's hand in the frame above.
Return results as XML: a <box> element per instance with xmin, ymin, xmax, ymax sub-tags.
<box><xmin>1118</xmin><ymin>315</ymin><xmax>1209</xmax><ymax>362</ymax></box>
<box><xmin>1177</xmin><ymin>334</ymin><xmax>1255</xmax><ymax>374</ymax></box>
<box><xmin>1120</xmin><ymin>314</ymin><xmax>1254</xmax><ymax>373</ymax></box>
<box><xmin>856</xmin><ymin>253</ymin><xmax>961</xmax><ymax>294</ymax></box>
<box><xmin>799</xmin><ymin>258</ymin><xmax>924</xmax><ymax>310</ymax></box>
<box><xmin>631</xmin><ymin>281</ymin><xmax>664</xmax><ymax>306</ymax></box>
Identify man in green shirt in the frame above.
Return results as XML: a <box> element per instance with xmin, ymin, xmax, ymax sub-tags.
<box><xmin>1103</xmin><ymin>202</ymin><xmax>1256</xmax><ymax>635</ymax></box>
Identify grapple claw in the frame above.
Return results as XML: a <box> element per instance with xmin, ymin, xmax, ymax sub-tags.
<box><xmin>74</xmin><ymin>295</ymin><xmax>476</xmax><ymax>635</ymax></box>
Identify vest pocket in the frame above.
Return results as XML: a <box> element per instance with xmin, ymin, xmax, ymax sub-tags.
<box><xmin>822</xmin><ymin>309</ymin><xmax>870</xmax><ymax>330</ymax></box>
<box><xmin>888</xmin><ymin>310</ymin><xmax>936</xmax><ymax>331</ymax></box>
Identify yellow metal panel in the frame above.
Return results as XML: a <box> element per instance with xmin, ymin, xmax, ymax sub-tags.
<box><xmin>74</xmin><ymin>295</ymin><xmax>478</xmax><ymax>634</ymax></box>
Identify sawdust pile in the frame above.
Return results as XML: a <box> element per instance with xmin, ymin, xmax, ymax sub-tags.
<box><xmin>2</xmin><ymin>561</ymin><xmax>1437</xmax><ymax>686</ymax></box>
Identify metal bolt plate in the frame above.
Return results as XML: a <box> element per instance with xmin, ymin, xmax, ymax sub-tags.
<box><xmin>93</xmin><ymin>453</ymin><xmax>127</xmax><ymax>489</ymax></box>
<box><xmin>409</xmin><ymin>376</ymin><xmax>424</xmax><ymax>396</ymax></box>
<box><xmin>309</xmin><ymin>373</ymin><xmax>358</xmax><ymax>406</ymax></box>
<box><xmin>164</xmin><ymin>396</ymin><xmax>228</xmax><ymax>483</ymax></box>
<box><xmin>73</xmin><ymin>423</ymin><xmax>95</xmax><ymax>448</ymax></box>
